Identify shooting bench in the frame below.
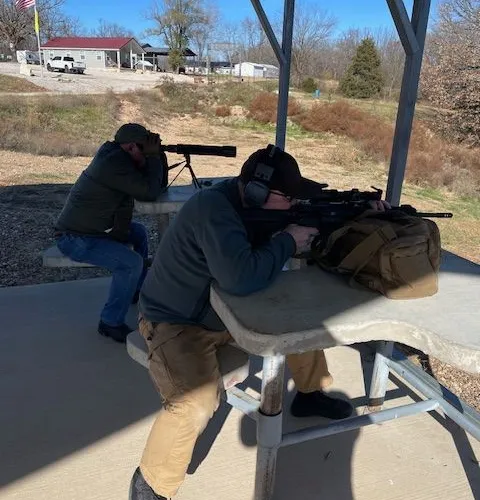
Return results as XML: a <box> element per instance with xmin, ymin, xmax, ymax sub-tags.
<box><xmin>42</xmin><ymin>177</ymin><xmax>231</xmax><ymax>268</ymax></box>
<box><xmin>124</xmin><ymin>250</ymin><xmax>480</xmax><ymax>500</ymax></box>
<box><xmin>42</xmin><ymin>243</ymin><xmax>133</xmax><ymax>268</ymax></box>
<box><xmin>134</xmin><ymin>177</ymin><xmax>233</xmax><ymax>243</ymax></box>
<box><xmin>127</xmin><ymin>331</ymin><xmax>254</xmax><ymax>410</ymax></box>
<box><xmin>203</xmin><ymin>251</ymin><xmax>478</xmax><ymax>499</ymax></box>
<box><xmin>42</xmin><ymin>245</ymin><xmax>96</xmax><ymax>268</ymax></box>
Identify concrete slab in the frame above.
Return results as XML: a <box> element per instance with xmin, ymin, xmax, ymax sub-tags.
<box><xmin>0</xmin><ymin>278</ymin><xmax>479</xmax><ymax>500</ymax></box>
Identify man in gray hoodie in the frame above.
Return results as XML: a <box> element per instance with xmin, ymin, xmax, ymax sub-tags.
<box><xmin>56</xmin><ymin>123</ymin><xmax>167</xmax><ymax>342</ymax></box>
<box><xmin>131</xmin><ymin>146</ymin><xmax>358</xmax><ymax>500</ymax></box>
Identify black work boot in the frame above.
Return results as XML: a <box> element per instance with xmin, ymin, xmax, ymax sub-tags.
<box><xmin>130</xmin><ymin>467</ymin><xmax>169</xmax><ymax>500</ymax></box>
<box><xmin>291</xmin><ymin>390</ymin><xmax>353</xmax><ymax>420</ymax></box>
<box><xmin>97</xmin><ymin>321</ymin><xmax>133</xmax><ymax>343</ymax></box>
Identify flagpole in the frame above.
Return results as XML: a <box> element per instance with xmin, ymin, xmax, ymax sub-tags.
<box><xmin>34</xmin><ymin>4</ymin><xmax>43</xmax><ymax>78</ymax></box>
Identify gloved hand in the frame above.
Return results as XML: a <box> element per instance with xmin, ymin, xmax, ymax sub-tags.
<box><xmin>142</xmin><ymin>132</ymin><xmax>162</xmax><ymax>157</ymax></box>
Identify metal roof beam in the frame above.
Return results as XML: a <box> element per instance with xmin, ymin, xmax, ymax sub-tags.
<box><xmin>387</xmin><ymin>0</ymin><xmax>420</xmax><ymax>55</ymax></box>
<box><xmin>250</xmin><ymin>0</ymin><xmax>286</xmax><ymax>66</ymax></box>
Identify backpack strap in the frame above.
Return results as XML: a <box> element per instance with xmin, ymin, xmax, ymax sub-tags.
<box><xmin>338</xmin><ymin>224</ymin><xmax>397</xmax><ymax>273</ymax></box>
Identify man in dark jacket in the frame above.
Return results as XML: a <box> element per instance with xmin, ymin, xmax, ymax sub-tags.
<box><xmin>130</xmin><ymin>146</ymin><xmax>360</xmax><ymax>500</ymax></box>
<box><xmin>56</xmin><ymin>123</ymin><xmax>167</xmax><ymax>343</ymax></box>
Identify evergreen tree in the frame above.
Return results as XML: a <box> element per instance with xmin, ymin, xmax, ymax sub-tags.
<box><xmin>339</xmin><ymin>37</ymin><xmax>384</xmax><ymax>98</ymax></box>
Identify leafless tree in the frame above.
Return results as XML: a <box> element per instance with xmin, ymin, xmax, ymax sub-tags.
<box><xmin>372</xmin><ymin>28</ymin><xmax>405</xmax><ymax>99</ymax></box>
<box><xmin>92</xmin><ymin>19</ymin><xmax>133</xmax><ymax>38</ymax></box>
<box><xmin>0</xmin><ymin>0</ymin><xmax>82</xmax><ymax>55</ymax></box>
<box><xmin>215</xmin><ymin>24</ymin><xmax>240</xmax><ymax>68</ymax></box>
<box><xmin>146</xmin><ymin>0</ymin><xmax>208</xmax><ymax>70</ymax></box>
<box><xmin>239</xmin><ymin>16</ymin><xmax>275</xmax><ymax>65</ymax></box>
<box><xmin>0</xmin><ymin>0</ymin><xmax>33</xmax><ymax>52</ymax></box>
<box><xmin>189</xmin><ymin>1</ymin><xmax>217</xmax><ymax>62</ymax></box>
<box><xmin>289</xmin><ymin>1</ymin><xmax>336</xmax><ymax>84</ymax></box>
<box><xmin>422</xmin><ymin>0</ymin><xmax>480</xmax><ymax>145</ymax></box>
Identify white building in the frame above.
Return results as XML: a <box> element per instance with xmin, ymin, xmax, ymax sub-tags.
<box><xmin>216</xmin><ymin>66</ymin><xmax>234</xmax><ymax>75</ymax></box>
<box><xmin>41</xmin><ymin>37</ymin><xmax>146</xmax><ymax>70</ymax></box>
<box><xmin>233</xmin><ymin>62</ymin><xmax>279</xmax><ymax>79</ymax></box>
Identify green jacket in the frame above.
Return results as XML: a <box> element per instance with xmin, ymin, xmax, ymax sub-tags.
<box><xmin>56</xmin><ymin>141</ymin><xmax>167</xmax><ymax>241</ymax></box>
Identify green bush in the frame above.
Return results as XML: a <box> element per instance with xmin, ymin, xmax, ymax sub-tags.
<box><xmin>339</xmin><ymin>37</ymin><xmax>384</xmax><ymax>99</ymax></box>
<box><xmin>301</xmin><ymin>77</ymin><xmax>317</xmax><ymax>93</ymax></box>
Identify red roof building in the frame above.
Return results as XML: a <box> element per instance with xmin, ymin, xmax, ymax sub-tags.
<box><xmin>41</xmin><ymin>37</ymin><xmax>146</xmax><ymax>70</ymax></box>
<box><xmin>42</xmin><ymin>37</ymin><xmax>139</xmax><ymax>50</ymax></box>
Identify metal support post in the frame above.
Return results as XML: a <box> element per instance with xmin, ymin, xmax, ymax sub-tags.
<box><xmin>254</xmin><ymin>355</ymin><xmax>286</xmax><ymax>500</ymax></box>
<box><xmin>368</xmin><ymin>341</ymin><xmax>394</xmax><ymax>410</ymax></box>
<box><xmin>386</xmin><ymin>0</ymin><xmax>431</xmax><ymax>205</ymax></box>
<box><xmin>281</xmin><ymin>399</ymin><xmax>439</xmax><ymax>447</ymax></box>
<box><xmin>275</xmin><ymin>0</ymin><xmax>295</xmax><ymax>150</ymax></box>
<box><xmin>250</xmin><ymin>0</ymin><xmax>294</xmax><ymax>150</ymax></box>
<box><xmin>387</xmin><ymin>353</ymin><xmax>480</xmax><ymax>441</ymax></box>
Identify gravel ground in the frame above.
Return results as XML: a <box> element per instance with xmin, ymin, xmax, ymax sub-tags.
<box><xmin>0</xmin><ymin>62</ymin><xmax>193</xmax><ymax>94</ymax></box>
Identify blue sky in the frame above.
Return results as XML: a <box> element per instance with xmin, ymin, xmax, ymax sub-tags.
<box><xmin>62</xmin><ymin>0</ymin><xmax>440</xmax><ymax>43</ymax></box>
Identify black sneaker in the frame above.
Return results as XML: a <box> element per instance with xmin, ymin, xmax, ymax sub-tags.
<box><xmin>98</xmin><ymin>321</ymin><xmax>133</xmax><ymax>343</ymax></box>
<box><xmin>291</xmin><ymin>390</ymin><xmax>353</xmax><ymax>420</ymax></box>
<box><xmin>130</xmin><ymin>467</ymin><xmax>169</xmax><ymax>500</ymax></box>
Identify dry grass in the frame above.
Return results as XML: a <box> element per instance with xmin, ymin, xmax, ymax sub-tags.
<box><xmin>0</xmin><ymin>91</ymin><xmax>121</xmax><ymax>156</ymax></box>
<box><xmin>290</xmin><ymin>101</ymin><xmax>480</xmax><ymax>198</ymax></box>
<box><xmin>215</xmin><ymin>105</ymin><xmax>231</xmax><ymax>117</ymax></box>
<box><xmin>247</xmin><ymin>92</ymin><xmax>302</xmax><ymax>124</ymax></box>
<box><xmin>0</xmin><ymin>73</ymin><xmax>47</xmax><ymax>93</ymax></box>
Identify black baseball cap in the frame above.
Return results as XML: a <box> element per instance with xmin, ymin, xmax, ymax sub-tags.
<box><xmin>239</xmin><ymin>146</ymin><xmax>326</xmax><ymax>200</ymax></box>
<box><xmin>114</xmin><ymin>123</ymin><xmax>150</xmax><ymax>144</ymax></box>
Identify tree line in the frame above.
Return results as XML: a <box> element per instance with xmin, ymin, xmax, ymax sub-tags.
<box><xmin>0</xmin><ymin>0</ymin><xmax>478</xmax><ymax>145</ymax></box>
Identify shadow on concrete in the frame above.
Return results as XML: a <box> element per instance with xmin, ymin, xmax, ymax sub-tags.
<box><xmin>0</xmin><ymin>279</ymin><xmax>160</xmax><ymax>488</ymax></box>
<box><xmin>0</xmin><ymin>182</ymin><xmax>478</xmax><ymax>497</ymax></box>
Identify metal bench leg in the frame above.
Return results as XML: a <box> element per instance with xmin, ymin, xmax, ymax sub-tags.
<box><xmin>368</xmin><ymin>341</ymin><xmax>394</xmax><ymax>411</ymax></box>
<box><xmin>254</xmin><ymin>354</ymin><xmax>285</xmax><ymax>500</ymax></box>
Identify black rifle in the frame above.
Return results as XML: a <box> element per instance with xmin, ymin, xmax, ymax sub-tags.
<box><xmin>161</xmin><ymin>144</ymin><xmax>236</xmax><ymax>188</ymax></box>
<box><xmin>240</xmin><ymin>186</ymin><xmax>452</xmax><ymax>247</ymax></box>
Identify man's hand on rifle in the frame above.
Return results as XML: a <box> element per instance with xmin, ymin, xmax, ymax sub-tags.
<box><xmin>368</xmin><ymin>200</ymin><xmax>391</xmax><ymax>211</ymax></box>
<box><xmin>284</xmin><ymin>224</ymin><xmax>319</xmax><ymax>254</ymax></box>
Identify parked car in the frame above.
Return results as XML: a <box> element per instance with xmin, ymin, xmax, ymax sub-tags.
<box><xmin>46</xmin><ymin>56</ymin><xmax>86</xmax><ymax>74</ymax></box>
<box><xmin>16</xmin><ymin>50</ymin><xmax>41</xmax><ymax>65</ymax></box>
<box><xmin>134</xmin><ymin>60</ymin><xmax>154</xmax><ymax>70</ymax></box>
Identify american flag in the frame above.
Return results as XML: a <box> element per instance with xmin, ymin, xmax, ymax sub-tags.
<box><xmin>15</xmin><ymin>0</ymin><xmax>36</xmax><ymax>10</ymax></box>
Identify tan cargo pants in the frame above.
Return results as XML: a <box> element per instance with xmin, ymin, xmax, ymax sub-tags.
<box><xmin>138</xmin><ymin>316</ymin><xmax>333</xmax><ymax>498</ymax></box>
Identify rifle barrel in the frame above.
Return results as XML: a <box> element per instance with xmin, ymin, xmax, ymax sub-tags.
<box><xmin>415</xmin><ymin>212</ymin><xmax>453</xmax><ymax>218</ymax></box>
<box><xmin>162</xmin><ymin>144</ymin><xmax>236</xmax><ymax>157</ymax></box>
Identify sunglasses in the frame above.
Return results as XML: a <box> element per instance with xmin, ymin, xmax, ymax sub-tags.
<box><xmin>270</xmin><ymin>190</ymin><xmax>293</xmax><ymax>202</ymax></box>
<box><xmin>135</xmin><ymin>143</ymin><xmax>145</xmax><ymax>152</ymax></box>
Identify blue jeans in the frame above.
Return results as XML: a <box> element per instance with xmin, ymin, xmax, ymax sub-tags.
<box><xmin>57</xmin><ymin>222</ymin><xmax>148</xmax><ymax>326</ymax></box>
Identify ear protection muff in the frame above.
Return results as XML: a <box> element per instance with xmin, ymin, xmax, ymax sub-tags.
<box><xmin>244</xmin><ymin>144</ymin><xmax>278</xmax><ymax>207</ymax></box>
